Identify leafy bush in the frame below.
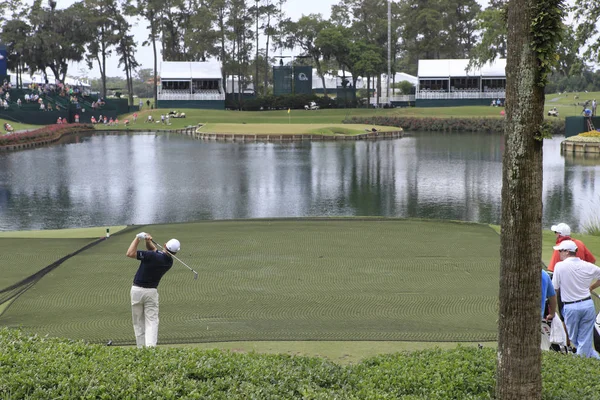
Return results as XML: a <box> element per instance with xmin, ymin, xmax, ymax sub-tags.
<box><xmin>2</xmin><ymin>328</ymin><xmax>600</xmax><ymax>399</ymax></box>
<box><xmin>346</xmin><ymin>116</ymin><xmax>566</xmax><ymax>135</ymax></box>
<box><xmin>580</xmin><ymin>130</ymin><xmax>600</xmax><ymax>138</ymax></box>
<box><xmin>0</xmin><ymin>124</ymin><xmax>94</xmax><ymax>146</ymax></box>
<box><xmin>226</xmin><ymin>94</ymin><xmax>334</xmax><ymax>111</ymax></box>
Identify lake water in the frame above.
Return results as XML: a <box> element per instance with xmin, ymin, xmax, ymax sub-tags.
<box><xmin>0</xmin><ymin>131</ymin><xmax>598</xmax><ymax>232</ymax></box>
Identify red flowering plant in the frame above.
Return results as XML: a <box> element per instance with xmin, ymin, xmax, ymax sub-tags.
<box><xmin>0</xmin><ymin>124</ymin><xmax>94</xmax><ymax>146</ymax></box>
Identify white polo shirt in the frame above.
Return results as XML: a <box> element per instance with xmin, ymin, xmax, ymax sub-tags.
<box><xmin>552</xmin><ymin>257</ymin><xmax>600</xmax><ymax>302</ymax></box>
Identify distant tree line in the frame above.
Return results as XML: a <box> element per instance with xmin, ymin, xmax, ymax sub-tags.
<box><xmin>1</xmin><ymin>0</ymin><xmax>600</xmax><ymax>105</ymax></box>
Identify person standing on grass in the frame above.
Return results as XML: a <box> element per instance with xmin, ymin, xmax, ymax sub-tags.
<box><xmin>548</xmin><ymin>223</ymin><xmax>595</xmax><ymax>273</ymax></box>
<box><xmin>542</xmin><ymin>270</ymin><xmax>557</xmax><ymax>321</ymax></box>
<box><xmin>126</xmin><ymin>232</ymin><xmax>180</xmax><ymax>348</ymax></box>
<box><xmin>552</xmin><ymin>240</ymin><xmax>600</xmax><ymax>359</ymax></box>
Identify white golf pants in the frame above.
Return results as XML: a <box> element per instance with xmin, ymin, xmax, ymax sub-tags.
<box><xmin>130</xmin><ymin>286</ymin><xmax>160</xmax><ymax>348</ymax></box>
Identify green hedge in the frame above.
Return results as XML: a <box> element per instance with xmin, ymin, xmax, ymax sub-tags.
<box><xmin>226</xmin><ymin>94</ymin><xmax>338</xmax><ymax>111</ymax></box>
<box><xmin>346</xmin><ymin>116</ymin><xmax>566</xmax><ymax>135</ymax></box>
<box><xmin>1</xmin><ymin>328</ymin><xmax>599</xmax><ymax>399</ymax></box>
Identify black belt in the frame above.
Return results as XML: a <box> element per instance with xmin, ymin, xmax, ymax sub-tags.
<box><xmin>132</xmin><ymin>284</ymin><xmax>155</xmax><ymax>289</ymax></box>
<box><xmin>563</xmin><ymin>296</ymin><xmax>591</xmax><ymax>305</ymax></box>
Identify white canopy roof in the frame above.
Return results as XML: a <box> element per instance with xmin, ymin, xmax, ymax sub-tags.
<box><xmin>418</xmin><ymin>59</ymin><xmax>506</xmax><ymax>78</ymax></box>
<box><xmin>9</xmin><ymin>69</ymin><xmax>91</xmax><ymax>87</ymax></box>
<box><xmin>160</xmin><ymin>61</ymin><xmax>222</xmax><ymax>80</ymax></box>
<box><xmin>311</xmin><ymin>69</ymin><xmax>365</xmax><ymax>89</ymax></box>
<box><xmin>382</xmin><ymin>72</ymin><xmax>417</xmax><ymax>85</ymax></box>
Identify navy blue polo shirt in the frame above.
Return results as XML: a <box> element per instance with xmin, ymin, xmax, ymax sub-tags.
<box><xmin>133</xmin><ymin>250</ymin><xmax>173</xmax><ymax>288</ymax></box>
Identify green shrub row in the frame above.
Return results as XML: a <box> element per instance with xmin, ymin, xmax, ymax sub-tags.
<box><xmin>226</xmin><ymin>94</ymin><xmax>340</xmax><ymax>111</ymax></box>
<box><xmin>1</xmin><ymin>329</ymin><xmax>600</xmax><ymax>399</ymax></box>
<box><xmin>345</xmin><ymin>116</ymin><xmax>566</xmax><ymax>135</ymax></box>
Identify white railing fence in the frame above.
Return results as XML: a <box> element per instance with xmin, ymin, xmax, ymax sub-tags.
<box><xmin>416</xmin><ymin>91</ymin><xmax>505</xmax><ymax>100</ymax></box>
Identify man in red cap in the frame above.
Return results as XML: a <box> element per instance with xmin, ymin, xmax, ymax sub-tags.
<box><xmin>548</xmin><ymin>223</ymin><xmax>595</xmax><ymax>273</ymax></box>
<box><xmin>552</xmin><ymin>240</ymin><xmax>600</xmax><ymax>358</ymax></box>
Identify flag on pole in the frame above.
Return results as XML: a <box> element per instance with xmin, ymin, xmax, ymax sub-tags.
<box><xmin>287</xmin><ymin>108</ymin><xmax>290</xmax><ymax>114</ymax></box>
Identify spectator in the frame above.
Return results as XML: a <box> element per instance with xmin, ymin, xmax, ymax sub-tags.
<box><xmin>541</xmin><ymin>269</ymin><xmax>557</xmax><ymax>321</ymax></box>
<box><xmin>56</xmin><ymin>117</ymin><xmax>62</xmax><ymax>124</ymax></box>
<box><xmin>146</xmin><ymin>99</ymin><xmax>150</xmax><ymax>108</ymax></box>
<box><xmin>4</xmin><ymin>122</ymin><xmax>14</xmax><ymax>132</ymax></box>
<box><xmin>133</xmin><ymin>113</ymin><xmax>138</xmax><ymax>123</ymax></box>
<box><xmin>548</xmin><ymin>223</ymin><xmax>595</xmax><ymax>273</ymax></box>
<box><xmin>74</xmin><ymin>114</ymin><xmax>80</xmax><ymax>123</ymax></box>
<box><xmin>16</xmin><ymin>98</ymin><xmax>22</xmax><ymax>107</ymax></box>
<box><xmin>40</xmin><ymin>102</ymin><xmax>45</xmax><ymax>111</ymax></box>
<box><xmin>139</xmin><ymin>99</ymin><xmax>143</xmax><ymax>109</ymax></box>
<box><xmin>91</xmin><ymin>116</ymin><xmax>97</xmax><ymax>124</ymax></box>
<box><xmin>552</xmin><ymin>240</ymin><xmax>600</xmax><ymax>359</ymax></box>
<box><xmin>593</xmin><ymin>99</ymin><xmax>597</xmax><ymax>117</ymax></box>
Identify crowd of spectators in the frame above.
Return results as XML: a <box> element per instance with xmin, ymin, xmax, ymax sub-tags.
<box><xmin>90</xmin><ymin>114</ymin><xmax>118</xmax><ymax>126</ymax></box>
<box><xmin>0</xmin><ymin>79</ymin><xmax>98</xmax><ymax>113</ymax></box>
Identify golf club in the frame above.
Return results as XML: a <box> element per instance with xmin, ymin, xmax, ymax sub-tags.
<box><xmin>151</xmin><ymin>239</ymin><xmax>199</xmax><ymax>280</ymax></box>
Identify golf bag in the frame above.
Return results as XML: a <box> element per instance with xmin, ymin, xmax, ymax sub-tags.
<box><xmin>541</xmin><ymin>314</ymin><xmax>569</xmax><ymax>353</ymax></box>
<box><xmin>594</xmin><ymin>311</ymin><xmax>600</xmax><ymax>352</ymax></box>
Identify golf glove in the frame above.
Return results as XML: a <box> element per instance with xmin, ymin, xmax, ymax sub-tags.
<box><xmin>136</xmin><ymin>232</ymin><xmax>147</xmax><ymax>240</ymax></box>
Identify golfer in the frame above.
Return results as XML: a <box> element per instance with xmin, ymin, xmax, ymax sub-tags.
<box><xmin>126</xmin><ymin>232</ymin><xmax>181</xmax><ymax>347</ymax></box>
<box><xmin>552</xmin><ymin>240</ymin><xmax>600</xmax><ymax>359</ymax></box>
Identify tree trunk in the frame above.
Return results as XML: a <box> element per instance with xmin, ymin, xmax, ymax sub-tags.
<box><xmin>315</xmin><ymin>59</ymin><xmax>327</xmax><ymax>97</ymax></box>
<box><xmin>150</xmin><ymin>10</ymin><xmax>158</xmax><ymax>108</ymax></box>
<box><xmin>264</xmin><ymin>16</ymin><xmax>270</xmax><ymax>96</ymax></box>
<box><xmin>496</xmin><ymin>0</ymin><xmax>545</xmax><ymax>398</ymax></box>
<box><xmin>255</xmin><ymin>2</ymin><xmax>259</xmax><ymax>96</ymax></box>
<box><xmin>100</xmin><ymin>24</ymin><xmax>107</xmax><ymax>100</ymax></box>
<box><xmin>366</xmin><ymin>76</ymin><xmax>370</xmax><ymax>108</ymax></box>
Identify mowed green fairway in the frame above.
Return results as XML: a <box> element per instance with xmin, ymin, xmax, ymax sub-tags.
<box><xmin>0</xmin><ymin>219</ymin><xmax>500</xmax><ymax>346</ymax></box>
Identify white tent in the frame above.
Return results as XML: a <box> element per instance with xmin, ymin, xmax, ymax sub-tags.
<box><xmin>159</xmin><ymin>61</ymin><xmax>222</xmax><ymax>80</ymax></box>
<box><xmin>311</xmin><ymin>69</ymin><xmax>366</xmax><ymax>90</ymax></box>
<box><xmin>418</xmin><ymin>59</ymin><xmax>506</xmax><ymax>79</ymax></box>
<box><xmin>225</xmin><ymin>75</ymin><xmax>255</xmax><ymax>94</ymax></box>
<box><xmin>10</xmin><ymin>69</ymin><xmax>91</xmax><ymax>87</ymax></box>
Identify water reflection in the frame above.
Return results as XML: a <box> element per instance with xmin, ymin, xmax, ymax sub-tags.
<box><xmin>0</xmin><ymin>131</ymin><xmax>598</xmax><ymax>232</ymax></box>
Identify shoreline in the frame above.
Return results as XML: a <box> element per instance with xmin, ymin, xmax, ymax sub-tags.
<box><xmin>1</xmin><ymin>126</ymin><xmax>405</xmax><ymax>152</ymax></box>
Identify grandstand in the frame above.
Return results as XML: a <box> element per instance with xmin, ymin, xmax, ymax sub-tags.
<box><xmin>158</xmin><ymin>61</ymin><xmax>225</xmax><ymax>109</ymax></box>
<box><xmin>416</xmin><ymin>59</ymin><xmax>506</xmax><ymax>107</ymax></box>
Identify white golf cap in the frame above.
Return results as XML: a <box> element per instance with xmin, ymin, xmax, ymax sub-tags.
<box><xmin>166</xmin><ymin>239</ymin><xmax>181</xmax><ymax>253</ymax></box>
<box><xmin>553</xmin><ymin>240</ymin><xmax>577</xmax><ymax>252</ymax></box>
<box><xmin>550</xmin><ymin>223</ymin><xmax>571</xmax><ymax>237</ymax></box>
